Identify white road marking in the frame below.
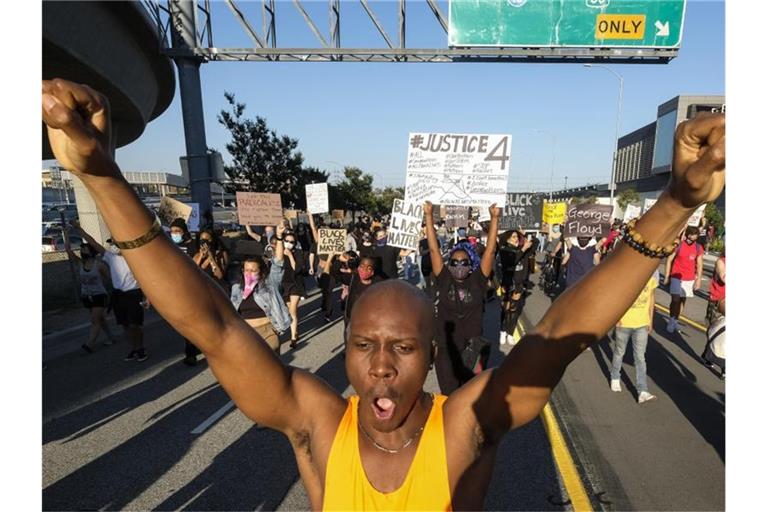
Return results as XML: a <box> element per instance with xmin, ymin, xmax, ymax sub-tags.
<box><xmin>190</xmin><ymin>400</ymin><xmax>235</xmax><ymax>434</ymax></box>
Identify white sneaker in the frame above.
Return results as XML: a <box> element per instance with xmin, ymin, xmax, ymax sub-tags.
<box><xmin>638</xmin><ymin>391</ymin><xmax>657</xmax><ymax>404</ymax></box>
<box><xmin>499</xmin><ymin>332</ymin><xmax>507</xmax><ymax>346</ymax></box>
<box><xmin>610</xmin><ymin>379</ymin><xmax>622</xmax><ymax>392</ymax></box>
<box><xmin>666</xmin><ymin>318</ymin><xmax>677</xmax><ymax>333</ymax></box>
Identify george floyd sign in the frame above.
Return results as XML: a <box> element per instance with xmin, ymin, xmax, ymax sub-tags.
<box><xmin>564</xmin><ymin>204</ymin><xmax>613</xmax><ymax>237</ymax></box>
<box><xmin>500</xmin><ymin>193</ymin><xmax>543</xmax><ymax>230</ymax></box>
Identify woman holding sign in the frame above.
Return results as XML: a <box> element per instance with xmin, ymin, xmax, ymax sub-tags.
<box><xmin>424</xmin><ymin>201</ymin><xmax>501</xmax><ymax>394</ymax></box>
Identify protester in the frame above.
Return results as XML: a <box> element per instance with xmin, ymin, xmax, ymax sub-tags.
<box><xmin>306</xmin><ymin>211</ymin><xmax>336</xmax><ymax>323</ymax></box>
<box><xmin>498</xmin><ymin>230</ymin><xmax>534</xmax><ymax>346</ymax></box>
<box><xmin>169</xmin><ymin>218</ymin><xmax>198</xmax><ymax>257</ymax></box>
<box><xmin>358</xmin><ymin>230</ymin><xmax>375</xmax><ymax>258</ymax></box>
<box><xmin>230</xmin><ymin>224</ymin><xmax>291</xmax><ymax>353</ymax></box>
<box><xmin>281</xmin><ymin>230</ymin><xmax>307</xmax><ymax>348</ymax></box>
<box><xmin>42</xmin><ymin>78</ymin><xmax>724</xmax><ymax>510</ymax></box>
<box><xmin>707</xmin><ymin>245</ymin><xmax>725</xmax><ymax>326</ymax></box>
<box><xmin>436</xmin><ymin>220</ymin><xmax>449</xmax><ymax>250</ymax></box>
<box><xmin>373</xmin><ymin>227</ymin><xmax>408</xmax><ymax>280</ymax></box>
<box><xmin>698</xmin><ymin>216</ymin><xmax>709</xmax><ymax>252</ymax></box>
<box><xmin>610</xmin><ymin>271</ymin><xmax>659</xmax><ymax>403</ymax></box>
<box><xmin>64</xmin><ymin>234</ymin><xmax>117</xmax><ymax>352</ymax></box>
<box><xmin>424</xmin><ymin>201</ymin><xmax>500</xmax><ymax>394</ymax></box>
<box><xmin>664</xmin><ymin>226</ymin><xmax>704</xmax><ymax>333</ymax></box>
<box><xmin>245</xmin><ymin>224</ymin><xmax>276</xmax><ymax>258</ymax></box>
<box><xmin>71</xmin><ymin>221</ymin><xmax>149</xmax><ymax>362</ymax></box>
<box><xmin>544</xmin><ymin>226</ymin><xmax>564</xmax><ymax>284</ymax></box>
<box><xmin>193</xmin><ymin>228</ymin><xmax>229</xmax><ymax>291</ymax></box>
<box><xmin>562</xmin><ymin>235</ymin><xmax>601</xmax><ymax>288</ymax></box>
<box><xmin>418</xmin><ymin>227</ymin><xmax>434</xmax><ymax>299</ymax></box>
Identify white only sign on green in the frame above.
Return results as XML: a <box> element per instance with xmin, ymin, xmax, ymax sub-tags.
<box><xmin>449</xmin><ymin>0</ymin><xmax>686</xmax><ymax>49</ymax></box>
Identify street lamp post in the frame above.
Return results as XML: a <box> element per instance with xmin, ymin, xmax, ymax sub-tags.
<box><xmin>533</xmin><ymin>129</ymin><xmax>557</xmax><ymax>201</ymax></box>
<box><xmin>583</xmin><ymin>64</ymin><xmax>624</xmax><ymax>207</ymax></box>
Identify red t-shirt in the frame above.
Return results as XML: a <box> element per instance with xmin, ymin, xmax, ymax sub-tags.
<box><xmin>709</xmin><ymin>255</ymin><xmax>725</xmax><ymax>302</ymax></box>
<box><xmin>670</xmin><ymin>241</ymin><xmax>703</xmax><ymax>281</ymax></box>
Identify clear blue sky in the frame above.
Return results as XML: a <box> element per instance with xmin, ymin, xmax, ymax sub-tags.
<box><xmin>109</xmin><ymin>0</ymin><xmax>724</xmax><ymax>191</ymax></box>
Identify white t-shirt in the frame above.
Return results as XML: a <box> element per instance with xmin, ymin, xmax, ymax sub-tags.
<box><xmin>102</xmin><ymin>251</ymin><xmax>140</xmax><ymax>291</ymax></box>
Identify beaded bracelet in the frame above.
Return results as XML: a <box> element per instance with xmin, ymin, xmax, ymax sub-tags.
<box><xmin>620</xmin><ymin>218</ymin><xmax>679</xmax><ymax>259</ymax></box>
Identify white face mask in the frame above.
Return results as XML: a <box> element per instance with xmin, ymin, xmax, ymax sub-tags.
<box><xmin>284</xmin><ymin>242</ymin><xmax>295</xmax><ymax>250</ymax></box>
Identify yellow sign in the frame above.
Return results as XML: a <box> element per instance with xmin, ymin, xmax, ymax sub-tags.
<box><xmin>542</xmin><ymin>202</ymin><xmax>567</xmax><ymax>225</ymax></box>
<box><xmin>595</xmin><ymin>14</ymin><xmax>646</xmax><ymax>40</ymax></box>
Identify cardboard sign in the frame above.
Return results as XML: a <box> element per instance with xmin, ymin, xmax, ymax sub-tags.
<box><xmin>236</xmin><ymin>192</ymin><xmax>283</xmax><ymax>226</ymax></box>
<box><xmin>317</xmin><ymin>228</ymin><xmax>346</xmax><ymax>255</ymax></box>
<box><xmin>687</xmin><ymin>204</ymin><xmax>707</xmax><ymax>227</ymax></box>
<box><xmin>404</xmin><ymin>132</ymin><xmax>511</xmax><ymax>208</ymax></box>
<box><xmin>564</xmin><ymin>204</ymin><xmax>613</xmax><ymax>237</ymax></box>
<box><xmin>158</xmin><ymin>196</ymin><xmax>193</xmax><ymax>227</ymax></box>
<box><xmin>623</xmin><ymin>204</ymin><xmax>642</xmax><ymax>222</ymax></box>
<box><xmin>542</xmin><ymin>202</ymin><xmax>567</xmax><ymax>225</ymax></box>
<box><xmin>305</xmin><ymin>182</ymin><xmax>329</xmax><ymax>214</ymax></box>
<box><xmin>445</xmin><ymin>205</ymin><xmax>469</xmax><ymax>229</ymax></box>
<box><xmin>388</xmin><ymin>198</ymin><xmax>422</xmax><ymax>250</ymax></box>
<box><xmin>500</xmin><ymin>193</ymin><xmax>543</xmax><ymax>230</ymax></box>
<box><xmin>332</xmin><ymin>209</ymin><xmax>345</xmax><ymax>220</ymax></box>
<box><xmin>642</xmin><ymin>198</ymin><xmax>657</xmax><ymax>214</ymax></box>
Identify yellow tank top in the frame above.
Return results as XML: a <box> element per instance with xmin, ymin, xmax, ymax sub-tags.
<box><xmin>322</xmin><ymin>394</ymin><xmax>452</xmax><ymax>511</ymax></box>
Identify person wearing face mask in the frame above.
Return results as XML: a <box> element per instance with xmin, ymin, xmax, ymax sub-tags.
<box><xmin>562</xmin><ymin>235</ymin><xmax>601</xmax><ymax>289</ymax></box>
<box><xmin>245</xmin><ymin>224</ymin><xmax>276</xmax><ymax>259</ymax></box>
<box><xmin>230</xmin><ymin>224</ymin><xmax>291</xmax><ymax>353</ymax></box>
<box><xmin>194</xmin><ymin>228</ymin><xmax>229</xmax><ymax>290</ymax></box>
<box><xmin>664</xmin><ymin>226</ymin><xmax>704</xmax><ymax>333</ymax></box>
<box><xmin>64</xmin><ymin>236</ymin><xmax>117</xmax><ymax>353</ymax></box>
<box><xmin>373</xmin><ymin>227</ymin><xmax>409</xmax><ymax>280</ymax></box>
<box><xmin>169</xmin><ymin>218</ymin><xmax>198</xmax><ymax>257</ymax></box>
<box><xmin>497</xmin><ymin>230</ymin><xmax>534</xmax><ymax>346</ymax></box>
<box><xmin>358</xmin><ymin>230</ymin><xmax>375</xmax><ymax>258</ymax></box>
<box><xmin>424</xmin><ymin>201</ymin><xmax>500</xmax><ymax>394</ymax></box>
<box><xmin>307</xmin><ymin>211</ymin><xmax>336</xmax><ymax>323</ymax></box>
<box><xmin>343</xmin><ymin>255</ymin><xmax>382</xmax><ymax>326</ymax></box>
<box><xmin>281</xmin><ymin>230</ymin><xmax>307</xmax><ymax>348</ymax></box>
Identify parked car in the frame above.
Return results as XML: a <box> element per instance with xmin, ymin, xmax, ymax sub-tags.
<box><xmin>42</xmin><ymin>235</ymin><xmax>83</xmax><ymax>252</ymax></box>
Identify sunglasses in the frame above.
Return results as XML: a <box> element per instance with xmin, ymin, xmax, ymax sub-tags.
<box><xmin>449</xmin><ymin>259</ymin><xmax>471</xmax><ymax>267</ymax></box>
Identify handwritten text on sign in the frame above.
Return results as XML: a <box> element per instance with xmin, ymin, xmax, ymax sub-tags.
<box><xmin>564</xmin><ymin>204</ymin><xmax>613</xmax><ymax>237</ymax></box>
<box><xmin>500</xmin><ymin>193</ymin><xmax>543</xmax><ymax>230</ymax></box>
<box><xmin>445</xmin><ymin>205</ymin><xmax>469</xmax><ymax>229</ymax></box>
<box><xmin>236</xmin><ymin>192</ymin><xmax>283</xmax><ymax>226</ymax></box>
<box><xmin>388</xmin><ymin>199</ymin><xmax>422</xmax><ymax>250</ymax></box>
<box><xmin>317</xmin><ymin>228</ymin><xmax>346</xmax><ymax>255</ymax></box>
<box><xmin>305</xmin><ymin>182</ymin><xmax>329</xmax><ymax>214</ymax></box>
<box><xmin>542</xmin><ymin>202</ymin><xmax>567</xmax><ymax>225</ymax></box>
<box><xmin>158</xmin><ymin>196</ymin><xmax>192</xmax><ymax>227</ymax></box>
<box><xmin>404</xmin><ymin>133</ymin><xmax>511</xmax><ymax>208</ymax></box>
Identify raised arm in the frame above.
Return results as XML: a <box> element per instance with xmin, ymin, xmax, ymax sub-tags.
<box><xmin>695</xmin><ymin>250</ymin><xmax>704</xmax><ymax>290</ymax></box>
<box><xmin>306</xmin><ymin>210</ymin><xmax>320</xmax><ymax>243</ymax></box>
<box><xmin>42</xmin><ymin>78</ymin><xmax>342</xmax><ymax>436</ymax></box>
<box><xmin>245</xmin><ymin>224</ymin><xmax>261</xmax><ymax>242</ymax></box>
<box><xmin>423</xmin><ymin>202</ymin><xmax>444</xmax><ymax>276</ymax></box>
<box><xmin>448</xmin><ymin>112</ymin><xmax>725</xmax><ymax>441</ymax></box>
<box><xmin>480</xmin><ymin>203</ymin><xmax>500</xmax><ymax>277</ymax></box>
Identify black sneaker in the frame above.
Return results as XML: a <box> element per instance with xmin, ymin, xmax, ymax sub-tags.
<box><xmin>136</xmin><ymin>349</ymin><xmax>148</xmax><ymax>362</ymax></box>
<box><xmin>124</xmin><ymin>350</ymin><xmax>138</xmax><ymax>361</ymax></box>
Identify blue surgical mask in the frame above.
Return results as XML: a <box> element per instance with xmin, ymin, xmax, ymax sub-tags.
<box><xmin>376</xmin><ymin>237</ymin><xmax>387</xmax><ymax>247</ymax></box>
<box><xmin>457</xmin><ymin>228</ymin><xmax>467</xmax><ymax>238</ymax></box>
<box><xmin>171</xmin><ymin>233</ymin><xmax>183</xmax><ymax>244</ymax></box>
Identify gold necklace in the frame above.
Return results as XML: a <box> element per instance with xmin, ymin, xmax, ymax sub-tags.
<box><xmin>357</xmin><ymin>393</ymin><xmax>433</xmax><ymax>454</ymax></box>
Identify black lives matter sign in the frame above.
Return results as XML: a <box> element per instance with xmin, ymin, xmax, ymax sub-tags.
<box><xmin>500</xmin><ymin>193</ymin><xmax>543</xmax><ymax>230</ymax></box>
<box><xmin>564</xmin><ymin>204</ymin><xmax>613</xmax><ymax>237</ymax></box>
<box><xmin>316</xmin><ymin>229</ymin><xmax>346</xmax><ymax>255</ymax></box>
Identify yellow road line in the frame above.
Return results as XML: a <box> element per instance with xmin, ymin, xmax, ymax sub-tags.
<box><xmin>654</xmin><ymin>303</ymin><xmax>707</xmax><ymax>332</ymax></box>
<box><xmin>516</xmin><ymin>322</ymin><xmax>593</xmax><ymax>511</ymax></box>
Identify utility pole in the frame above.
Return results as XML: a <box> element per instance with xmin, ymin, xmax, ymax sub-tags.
<box><xmin>169</xmin><ymin>0</ymin><xmax>212</xmax><ymax>225</ymax></box>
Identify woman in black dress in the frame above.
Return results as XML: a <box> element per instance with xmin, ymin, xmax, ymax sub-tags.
<box><xmin>497</xmin><ymin>230</ymin><xmax>533</xmax><ymax>345</ymax></box>
<box><xmin>281</xmin><ymin>230</ymin><xmax>307</xmax><ymax>348</ymax></box>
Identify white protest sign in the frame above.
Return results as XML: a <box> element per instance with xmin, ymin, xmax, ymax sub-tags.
<box><xmin>622</xmin><ymin>204</ymin><xmax>642</xmax><ymax>222</ymax></box>
<box><xmin>404</xmin><ymin>133</ymin><xmax>511</xmax><ymax>208</ymax></box>
<box><xmin>642</xmin><ymin>198</ymin><xmax>657</xmax><ymax>214</ymax></box>
<box><xmin>305</xmin><ymin>182</ymin><xmax>329</xmax><ymax>214</ymax></box>
<box><xmin>186</xmin><ymin>203</ymin><xmax>200</xmax><ymax>232</ymax></box>
<box><xmin>687</xmin><ymin>204</ymin><xmax>707</xmax><ymax>227</ymax></box>
<box><xmin>388</xmin><ymin>198</ymin><xmax>422</xmax><ymax>250</ymax></box>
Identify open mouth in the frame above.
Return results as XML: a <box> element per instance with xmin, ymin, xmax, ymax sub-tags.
<box><xmin>371</xmin><ymin>397</ymin><xmax>396</xmax><ymax>421</ymax></box>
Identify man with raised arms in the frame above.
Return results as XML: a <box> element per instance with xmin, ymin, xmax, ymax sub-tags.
<box><xmin>41</xmin><ymin>78</ymin><xmax>724</xmax><ymax>510</ymax></box>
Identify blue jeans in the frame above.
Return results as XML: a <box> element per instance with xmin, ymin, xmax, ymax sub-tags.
<box><xmin>610</xmin><ymin>326</ymin><xmax>650</xmax><ymax>393</ymax></box>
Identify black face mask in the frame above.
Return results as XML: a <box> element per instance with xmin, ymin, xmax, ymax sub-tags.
<box><xmin>577</xmin><ymin>237</ymin><xmax>591</xmax><ymax>248</ymax></box>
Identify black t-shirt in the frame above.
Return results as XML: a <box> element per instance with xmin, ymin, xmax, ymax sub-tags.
<box><xmin>359</xmin><ymin>243</ymin><xmax>375</xmax><ymax>259</ymax></box>
<box><xmin>419</xmin><ymin>238</ymin><xmax>432</xmax><ymax>276</ymax></box>
<box><xmin>434</xmin><ymin>266</ymin><xmax>486</xmax><ymax>346</ymax></box>
<box><xmin>345</xmin><ymin>273</ymin><xmax>384</xmax><ymax>322</ymax></box>
<box><xmin>331</xmin><ymin>259</ymin><xmax>354</xmax><ymax>287</ymax></box>
<box><xmin>373</xmin><ymin>244</ymin><xmax>400</xmax><ymax>280</ymax></box>
<box><xmin>178</xmin><ymin>238</ymin><xmax>199</xmax><ymax>258</ymax></box>
<box><xmin>498</xmin><ymin>246</ymin><xmax>529</xmax><ymax>287</ymax></box>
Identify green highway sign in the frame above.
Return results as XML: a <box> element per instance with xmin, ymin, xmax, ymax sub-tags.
<box><xmin>449</xmin><ymin>0</ymin><xmax>686</xmax><ymax>49</ymax></box>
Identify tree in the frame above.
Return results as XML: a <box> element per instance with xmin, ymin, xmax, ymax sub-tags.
<box><xmin>616</xmin><ymin>188</ymin><xmax>640</xmax><ymax>210</ymax></box>
<box><xmin>370</xmin><ymin>186</ymin><xmax>405</xmax><ymax>215</ymax></box>
<box><xmin>570</xmin><ymin>195</ymin><xmax>597</xmax><ymax>205</ymax></box>
<box><xmin>216</xmin><ymin>92</ymin><xmax>318</xmax><ymax>207</ymax></box>
<box><xmin>334</xmin><ymin>167</ymin><xmax>374</xmax><ymax>218</ymax></box>
<box><xmin>704</xmin><ymin>202</ymin><xmax>724</xmax><ymax>237</ymax></box>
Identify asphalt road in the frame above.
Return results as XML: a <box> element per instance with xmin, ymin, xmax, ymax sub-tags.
<box><xmin>43</xmin><ymin>278</ymin><xmax>571</xmax><ymax>511</ymax></box>
<box><xmin>42</xmin><ymin>259</ymin><xmax>724</xmax><ymax>511</ymax></box>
